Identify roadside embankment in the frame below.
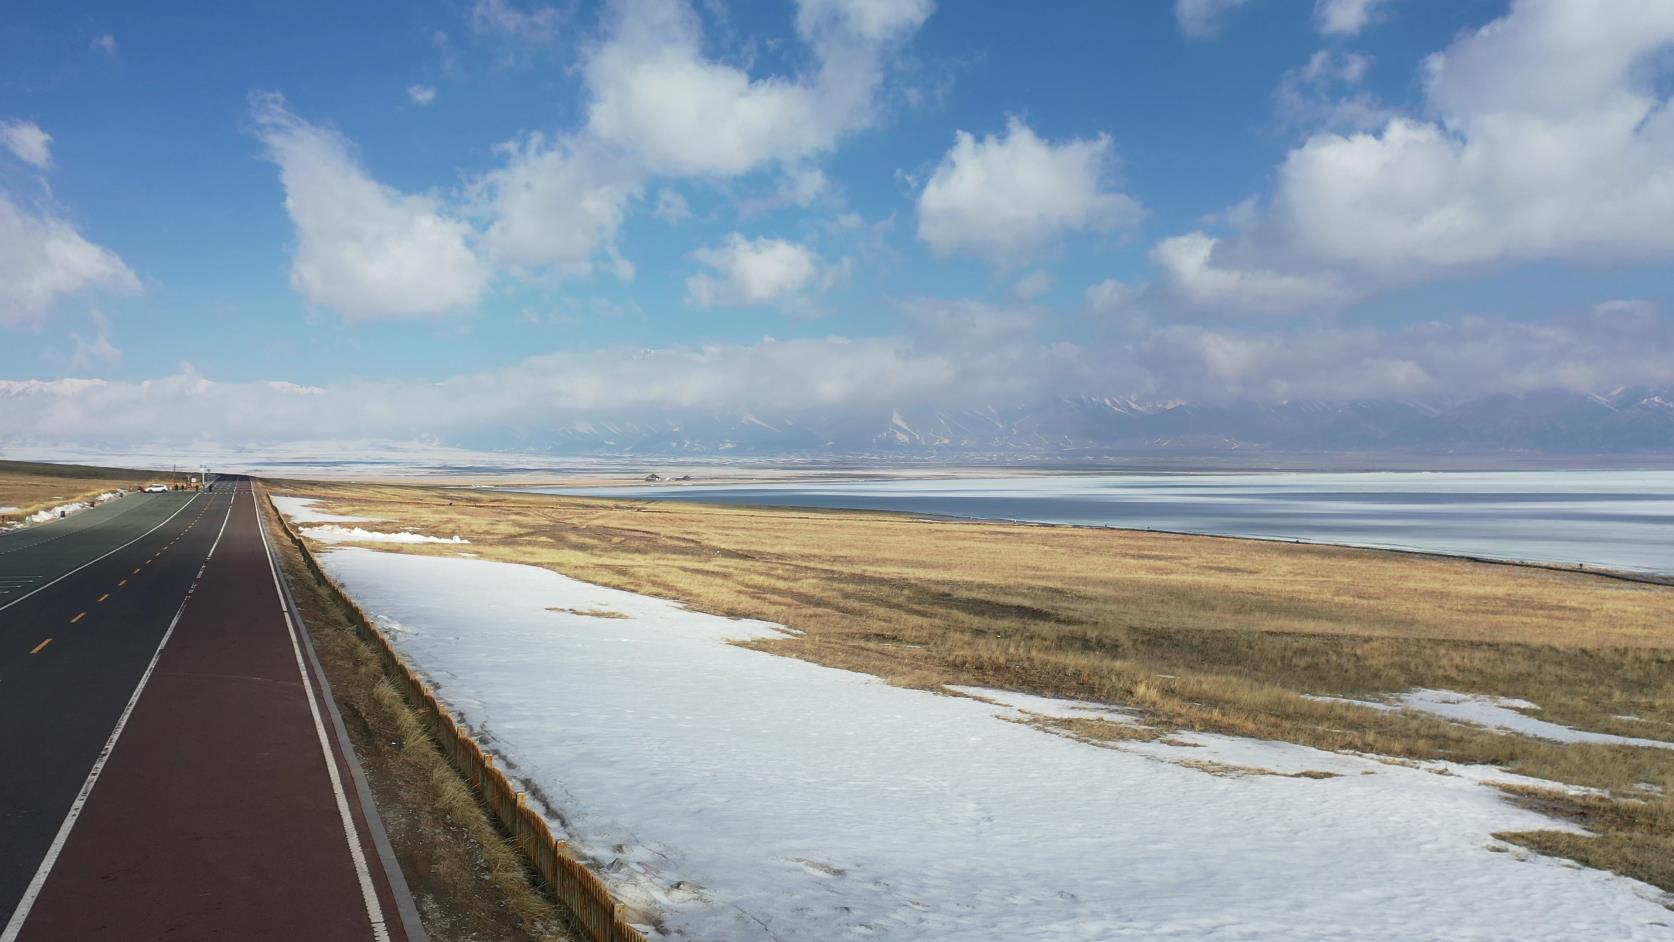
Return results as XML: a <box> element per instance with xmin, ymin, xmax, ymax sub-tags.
<box><xmin>263</xmin><ymin>488</ymin><xmax>643</xmax><ymax>942</ymax></box>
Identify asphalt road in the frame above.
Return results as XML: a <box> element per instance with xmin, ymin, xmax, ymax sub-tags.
<box><xmin>0</xmin><ymin>477</ymin><xmax>422</xmax><ymax>941</ymax></box>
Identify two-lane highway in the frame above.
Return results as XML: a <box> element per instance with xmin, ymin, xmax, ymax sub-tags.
<box><xmin>0</xmin><ymin>477</ymin><xmax>422</xmax><ymax>940</ymax></box>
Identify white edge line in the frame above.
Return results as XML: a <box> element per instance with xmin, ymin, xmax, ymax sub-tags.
<box><xmin>253</xmin><ymin>485</ymin><xmax>391</xmax><ymax>942</ymax></box>
<box><xmin>0</xmin><ymin>488</ymin><xmax>235</xmax><ymax>942</ymax></box>
<box><xmin>0</xmin><ymin>490</ymin><xmax>204</xmax><ymax>613</ymax></box>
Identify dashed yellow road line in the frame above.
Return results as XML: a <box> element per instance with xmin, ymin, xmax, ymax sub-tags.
<box><xmin>30</xmin><ymin>638</ymin><xmax>51</xmax><ymax>654</ymax></box>
<box><xmin>118</xmin><ymin>579</ymin><xmax>127</xmax><ymax>587</ymax></box>
<box><xmin>97</xmin><ymin>594</ymin><xmax>109</xmax><ymax>602</ymax></box>
<box><xmin>133</xmin><ymin>568</ymin><xmax>141</xmax><ymax>575</ymax></box>
<box><xmin>70</xmin><ymin>612</ymin><xmax>85</xmax><ymax>624</ymax></box>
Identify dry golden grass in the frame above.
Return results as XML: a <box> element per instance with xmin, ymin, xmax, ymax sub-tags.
<box><xmin>0</xmin><ymin>459</ymin><xmax>162</xmax><ymax>522</ymax></box>
<box><xmin>271</xmin><ymin>479</ymin><xmax>1674</xmax><ymax>893</ymax></box>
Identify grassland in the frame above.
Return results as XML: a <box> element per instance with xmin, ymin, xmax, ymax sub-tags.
<box><xmin>272</xmin><ymin>479</ymin><xmax>1674</xmax><ymax>894</ymax></box>
<box><xmin>0</xmin><ymin>459</ymin><xmax>164</xmax><ymax>522</ymax></box>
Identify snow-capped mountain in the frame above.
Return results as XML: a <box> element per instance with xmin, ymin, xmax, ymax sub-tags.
<box><xmin>461</xmin><ymin>389</ymin><xmax>1674</xmax><ymax>457</ymax></box>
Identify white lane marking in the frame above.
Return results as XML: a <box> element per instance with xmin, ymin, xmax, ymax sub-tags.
<box><xmin>253</xmin><ymin>488</ymin><xmax>390</xmax><ymax>942</ymax></box>
<box><xmin>1</xmin><ymin>491</ymin><xmax>236</xmax><ymax>942</ymax></box>
<box><xmin>0</xmin><ymin>493</ymin><xmax>204</xmax><ymax>613</ymax></box>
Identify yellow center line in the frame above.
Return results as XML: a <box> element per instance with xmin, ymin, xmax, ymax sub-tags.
<box><xmin>70</xmin><ymin>612</ymin><xmax>85</xmax><ymax>624</ymax></box>
<box><xmin>30</xmin><ymin>639</ymin><xmax>51</xmax><ymax>655</ymax></box>
<box><xmin>98</xmin><ymin>593</ymin><xmax>109</xmax><ymax>602</ymax></box>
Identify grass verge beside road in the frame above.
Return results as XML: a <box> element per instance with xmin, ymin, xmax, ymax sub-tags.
<box><xmin>260</xmin><ymin>494</ymin><xmax>572</xmax><ymax>942</ymax></box>
<box><xmin>0</xmin><ymin>459</ymin><xmax>160</xmax><ymax>521</ymax></box>
<box><xmin>271</xmin><ymin>479</ymin><xmax>1674</xmax><ymax>895</ymax></box>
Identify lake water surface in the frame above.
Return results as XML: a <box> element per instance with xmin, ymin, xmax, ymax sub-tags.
<box><xmin>519</xmin><ymin>470</ymin><xmax>1674</xmax><ymax>575</ymax></box>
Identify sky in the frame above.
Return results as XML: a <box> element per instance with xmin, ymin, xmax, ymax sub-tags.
<box><xmin>2</xmin><ymin>0</ymin><xmax>1673</xmax><ymax>447</ymax></box>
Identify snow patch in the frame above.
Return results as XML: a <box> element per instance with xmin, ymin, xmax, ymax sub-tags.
<box><xmin>316</xmin><ymin>548</ymin><xmax>1674</xmax><ymax>941</ymax></box>
<box><xmin>1396</xmin><ymin>689</ymin><xmax>1674</xmax><ymax>750</ymax></box>
<box><xmin>271</xmin><ymin>495</ymin><xmax>370</xmax><ymax>524</ymax></box>
<box><xmin>300</xmin><ymin>525</ymin><xmax>469</xmax><ymax>545</ymax></box>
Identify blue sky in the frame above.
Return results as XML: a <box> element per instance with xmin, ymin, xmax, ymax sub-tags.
<box><xmin>2</xmin><ymin>0</ymin><xmax>1673</xmax><ymax>445</ymax></box>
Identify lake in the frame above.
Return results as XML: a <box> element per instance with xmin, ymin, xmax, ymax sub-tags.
<box><xmin>517</xmin><ymin>470</ymin><xmax>1674</xmax><ymax>575</ymax></box>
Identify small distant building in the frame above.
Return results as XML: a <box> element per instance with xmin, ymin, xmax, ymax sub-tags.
<box><xmin>644</xmin><ymin>473</ymin><xmax>662</xmax><ymax>482</ymax></box>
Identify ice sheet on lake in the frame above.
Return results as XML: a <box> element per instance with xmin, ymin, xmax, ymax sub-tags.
<box><xmin>316</xmin><ymin>547</ymin><xmax>1673</xmax><ymax>941</ymax></box>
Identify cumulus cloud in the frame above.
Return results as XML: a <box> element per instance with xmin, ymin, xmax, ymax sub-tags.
<box><xmin>1276</xmin><ymin>50</ymin><xmax>1388</xmax><ymax>131</ymax></box>
<box><xmin>1176</xmin><ymin>0</ymin><xmax>1251</xmax><ymax>39</ymax></box>
<box><xmin>583</xmin><ymin>0</ymin><xmax>930</xmax><ymax>177</ymax></box>
<box><xmin>1314</xmin><ymin>0</ymin><xmax>1391</xmax><ymax>36</ymax></box>
<box><xmin>0</xmin><ymin>191</ymin><xmax>139</xmax><ymax>326</ymax></box>
<box><xmin>1150</xmin><ymin>232</ymin><xmax>1353</xmax><ymax>314</ymax></box>
<box><xmin>407</xmin><ymin>84</ymin><xmax>438</xmax><ymax>105</ymax></box>
<box><xmin>67</xmin><ymin>311</ymin><xmax>122</xmax><ymax>371</ymax></box>
<box><xmin>470</xmin><ymin>0</ymin><xmax>562</xmax><ymax>44</ymax></box>
<box><xmin>1154</xmin><ymin>0</ymin><xmax>1674</xmax><ymax>314</ymax></box>
<box><xmin>652</xmin><ymin>187</ymin><xmax>691</xmax><ymax>225</ymax></box>
<box><xmin>474</xmin><ymin>132</ymin><xmax>642</xmax><ymax>279</ymax></box>
<box><xmin>1012</xmin><ymin>271</ymin><xmax>1055</xmax><ymax>301</ymax></box>
<box><xmin>917</xmin><ymin>117</ymin><xmax>1143</xmax><ymax>262</ymax></box>
<box><xmin>685</xmin><ymin>234</ymin><xmax>827</xmax><ymax>311</ymax></box>
<box><xmin>91</xmin><ymin>34</ymin><xmax>118</xmax><ymax>58</ymax></box>
<box><xmin>252</xmin><ymin>94</ymin><xmax>489</xmax><ymax>320</ymax></box>
<box><xmin>1</xmin><ymin>120</ymin><xmax>53</xmax><ymax>169</ymax></box>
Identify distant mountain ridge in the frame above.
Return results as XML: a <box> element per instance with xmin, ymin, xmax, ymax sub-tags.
<box><xmin>479</xmin><ymin>387</ymin><xmax>1674</xmax><ymax>457</ymax></box>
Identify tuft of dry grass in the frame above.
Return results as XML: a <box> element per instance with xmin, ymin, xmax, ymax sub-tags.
<box><xmin>268</xmin><ymin>479</ymin><xmax>1674</xmax><ymax>893</ymax></box>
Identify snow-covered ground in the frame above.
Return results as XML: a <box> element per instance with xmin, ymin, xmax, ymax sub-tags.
<box><xmin>300</xmin><ymin>524</ymin><xmax>469</xmax><ymax>545</ymax></box>
<box><xmin>271</xmin><ymin>495</ymin><xmax>368</xmax><ymax>524</ymax></box>
<box><xmin>272</xmin><ymin>497</ymin><xmax>468</xmax><ymax>544</ymax></box>
<box><xmin>305</xmin><ymin>543</ymin><xmax>1674</xmax><ymax>941</ymax></box>
<box><xmin>1312</xmin><ymin>690</ymin><xmax>1674</xmax><ymax>751</ymax></box>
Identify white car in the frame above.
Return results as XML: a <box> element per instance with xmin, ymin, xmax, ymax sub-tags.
<box><xmin>143</xmin><ymin>484</ymin><xmax>170</xmax><ymax>493</ymax></box>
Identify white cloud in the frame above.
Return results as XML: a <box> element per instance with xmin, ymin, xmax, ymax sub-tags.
<box><xmin>583</xmin><ymin>0</ymin><xmax>929</xmax><ymax>177</ymax></box>
<box><xmin>1154</xmin><ymin>0</ymin><xmax>1674</xmax><ymax>313</ymax></box>
<box><xmin>917</xmin><ymin>117</ymin><xmax>1143</xmax><ymax>262</ymax></box>
<box><xmin>407</xmin><ymin>84</ymin><xmax>438</xmax><ymax>105</ymax></box>
<box><xmin>0</xmin><ymin>191</ymin><xmax>139</xmax><ymax>326</ymax></box>
<box><xmin>794</xmin><ymin>0</ymin><xmax>936</xmax><ymax>45</ymax></box>
<box><xmin>1</xmin><ymin>120</ymin><xmax>53</xmax><ymax>169</ymax></box>
<box><xmin>8</xmin><ymin>304</ymin><xmax>1671</xmax><ymax>446</ymax></box>
<box><xmin>1276</xmin><ymin>51</ymin><xmax>1388</xmax><ymax>131</ymax></box>
<box><xmin>1314</xmin><ymin>0</ymin><xmax>1391</xmax><ymax>36</ymax></box>
<box><xmin>651</xmin><ymin>187</ymin><xmax>691</xmax><ymax>225</ymax></box>
<box><xmin>686</xmin><ymin>234</ymin><xmax>823</xmax><ymax>310</ymax></box>
<box><xmin>1012</xmin><ymin>271</ymin><xmax>1055</xmax><ymax>301</ymax></box>
<box><xmin>470</xmin><ymin>0</ymin><xmax>561</xmax><ymax>44</ymax></box>
<box><xmin>1150</xmin><ymin>232</ymin><xmax>1353</xmax><ymax>314</ymax></box>
<box><xmin>1085</xmin><ymin>277</ymin><xmax>1149</xmax><ymax>332</ymax></box>
<box><xmin>1175</xmin><ymin>0</ymin><xmax>1251</xmax><ymax>39</ymax></box>
<box><xmin>68</xmin><ymin>311</ymin><xmax>122</xmax><ymax>371</ymax></box>
<box><xmin>252</xmin><ymin>94</ymin><xmax>489</xmax><ymax>320</ymax></box>
<box><xmin>91</xmin><ymin>34</ymin><xmax>117</xmax><ymax>58</ymax></box>
<box><xmin>474</xmin><ymin>132</ymin><xmax>642</xmax><ymax>279</ymax></box>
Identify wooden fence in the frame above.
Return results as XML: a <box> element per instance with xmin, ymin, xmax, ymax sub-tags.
<box><xmin>264</xmin><ymin>489</ymin><xmax>649</xmax><ymax>942</ymax></box>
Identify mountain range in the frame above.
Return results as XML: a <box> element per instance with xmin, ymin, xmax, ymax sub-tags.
<box><xmin>471</xmin><ymin>388</ymin><xmax>1674</xmax><ymax>458</ymax></box>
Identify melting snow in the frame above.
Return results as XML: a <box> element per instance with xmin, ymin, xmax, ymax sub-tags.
<box><xmin>300</xmin><ymin>525</ymin><xmax>468</xmax><ymax>545</ymax></box>
<box><xmin>271</xmin><ymin>495</ymin><xmax>369</xmax><ymax>524</ymax></box>
<box><xmin>314</xmin><ymin>548</ymin><xmax>1674</xmax><ymax>941</ymax></box>
<box><xmin>1397</xmin><ymin>689</ymin><xmax>1674</xmax><ymax>751</ymax></box>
